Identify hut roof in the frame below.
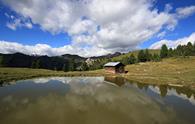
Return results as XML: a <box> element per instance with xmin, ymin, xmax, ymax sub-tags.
<box><xmin>104</xmin><ymin>62</ymin><xmax>124</xmax><ymax>67</ymax></box>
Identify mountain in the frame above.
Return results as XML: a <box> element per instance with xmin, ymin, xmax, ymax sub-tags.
<box><xmin>0</xmin><ymin>53</ymin><xmax>85</xmax><ymax>71</ymax></box>
<box><xmin>90</xmin><ymin>52</ymin><xmax>122</xmax><ymax>59</ymax></box>
<box><xmin>0</xmin><ymin>49</ymin><xmax>161</xmax><ymax>71</ymax></box>
<box><xmin>61</xmin><ymin>54</ymin><xmax>86</xmax><ymax>62</ymax></box>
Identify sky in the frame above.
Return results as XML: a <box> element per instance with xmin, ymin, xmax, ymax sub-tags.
<box><xmin>0</xmin><ymin>0</ymin><xmax>195</xmax><ymax>57</ymax></box>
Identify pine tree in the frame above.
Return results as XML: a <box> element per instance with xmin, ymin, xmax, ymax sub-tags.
<box><xmin>62</xmin><ymin>64</ymin><xmax>68</xmax><ymax>72</ymax></box>
<box><xmin>176</xmin><ymin>44</ymin><xmax>184</xmax><ymax>56</ymax></box>
<box><xmin>168</xmin><ymin>48</ymin><xmax>173</xmax><ymax>57</ymax></box>
<box><xmin>186</xmin><ymin>42</ymin><xmax>193</xmax><ymax>56</ymax></box>
<box><xmin>129</xmin><ymin>54</ymin><xmax>137</xmax><ymax>64</ymax></box>
<box><xmin>193</xmin><ymin>42</ymin><xmax>195</xmax><ymax>55</ymax></box>
<box><xmin>145</xmin><ymin>49</ymin><xmax>152</xmax><ymax>61</ymax></box>
<box><xmin>138</xmin><ymin>50</ymin><xmax>146</xmax><ymax>62</ymax></box>
<box><xmin>152</xmin><ymin>53</ymin><xmax>161</xmax><ymax>62</ymax></box>
<box><xmin>160</xmin><ymin>44</ymin><xmax>168</xmax><ymax>58</ymax></box>
<box><xmin>35</xmin><ymin>60</ymin><xmax>40</xmax><ymax>69</ymax></box>
<box><xmin>31</xmin><ymin>60</ymin><xmax>36</xmax><ymax>68</ymax></box>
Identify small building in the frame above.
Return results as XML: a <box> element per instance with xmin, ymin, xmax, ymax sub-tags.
<box><xmin>104</xmin><ymin>62</ymin><xmax>125</xmax><ymax>74</ymax></box>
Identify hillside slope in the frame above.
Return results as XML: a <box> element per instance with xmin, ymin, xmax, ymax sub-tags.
<box><xmin>111</xmin><ymin>49</ymin><xmax>160</xmax><ymax>61</ymax></box>
<box><xmin>124</xmin><ymin>57</ymin><xmax>195</xmax><ymax>88</ymax></box>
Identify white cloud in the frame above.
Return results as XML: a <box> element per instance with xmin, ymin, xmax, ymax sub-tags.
<box><xmin>5</xmin><ymin>14</ymin><xmax>33</xmax><ymax>30</ymax></box>
<box><xmin>150</xmin><ymin>32</ymin><xmax>195</xmax><ymax>49</ymax></box>
<box><xmin>69</xmin><ymin>19</ymin><xmax>97</xmax><ymax>35</ymax></box>
<box><xmin>0</xmin><ymin>40</ymin><xmax>109</xmax><ymax>57</ymax></box>
<box><xmin>1</xmin><ymin>0</ymin><xmax>195</xmax><ymax>56</ymax></box>
<box><xmin>176</xmin><ymin>5</ymin><xmax>195</xmax><ymax>18</ymax></box>
<box><xmin>157</xmin><ymin>31</ymin><xmax>166</xmax><ymax>39</ymax></box>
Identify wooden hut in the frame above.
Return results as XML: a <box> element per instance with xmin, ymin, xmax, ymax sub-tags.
<box><xmin>104</xmin><ymin>62</ymin><xmax>125</xmax><ymax>74</ymax></box>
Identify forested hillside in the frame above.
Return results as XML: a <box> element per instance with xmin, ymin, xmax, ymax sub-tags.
<box><xmin>0</xmin><ymin>53</ymin><xmax>85</xmax><ymax>71</ymax></box>
<box><xmin>0</xmin><ymin>42</ymin><xmax>195</xmax><ymax>72</ymax></box>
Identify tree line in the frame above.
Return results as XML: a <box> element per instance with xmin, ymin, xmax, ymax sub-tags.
<box><xmin>160</xmin><ymin>42</ymin><xmax>195</xmax><ymax>58</ymax></box>
<box><xmin>88</xmin><ymin>41</ymin><xmax>195</xmax><ymax>70</ymax></box>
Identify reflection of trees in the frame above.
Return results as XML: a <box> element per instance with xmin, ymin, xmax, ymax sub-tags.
<box><xmin>159</xmin><ymin>85</ymin><xmax>195</xmax><ymax>98</ymax></box>
<box><xmin>0</xmin><ymin>81</ymin><xmax>3</xmax><ymax>87</ymax></box>
<box><xmin>137</xmin><ymin>83</ymin><xmax>149</xmax><ymax>90</ymax></box>
<box><xmin>137</xmin><ymin>83</ymin><xmax>144</xmax><ymax>89</ymax></box>
<box><xmin>104</xmin><ymin>76</ymin><xmax>195</xmax><ymax>99</ymax></box>
<box><xmin>159</xmin><ymin>85</ymin><xmax>168</xmax><ymax>97</ymax></box>
<box><xmin>175</xmin><ymin>87</ymin><xmax>193</xmax><ymax>98</ymax></box>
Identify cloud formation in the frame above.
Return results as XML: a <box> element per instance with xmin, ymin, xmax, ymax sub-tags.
<box><xmin>0</xmin><ymin>40</ymin><xmax>109</xmax><ymax>57</ymax></box>
<box><xmin>176</xmin><ymin>5</ymin><xmax>195</xmax><ymax>18</ymax></box>
<box><xmin>150</xmin><ymin>32</ymin><xmax>195</xmax><ymax>49</ymax></box>
<box><xmin>1</xmin><ymin>0</ymin><xmax>195</xmax><ymax>56</ymax></box>
<box><xmin>5</xmin><ymin>13</ymin><xmax>32</xmax><ymax>30</ymax></box>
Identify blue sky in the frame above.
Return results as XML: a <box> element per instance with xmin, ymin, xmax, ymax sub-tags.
<box><xmin>0</xmin><ymin>0</ymin><xmax>195</xmax><ymax>57</ymax></box>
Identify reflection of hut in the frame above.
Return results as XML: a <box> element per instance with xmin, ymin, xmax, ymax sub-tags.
<box><xmin>104</xmin><ymin>76</ymin><xmax>125</xmax><ymax>87</ymax></box>
<box><xmin>104</xmin><ymin>62</ymin><xmax>125</xmax><ymax>74</ymax></box>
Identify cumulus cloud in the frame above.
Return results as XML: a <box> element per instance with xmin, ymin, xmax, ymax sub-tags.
<box><xmin>176</xmin><ymin>5</ymin><xmax>195</xmax><ymax>18</ymax></box>
<box><xmin>1</xmin><ymin>0</ymin><xmax>195</xmax><ymax>56</ymax></box>
<box><xmin>0</xmin><ymin>40</ymin><xmax>109</xmax><ymax>57</ymax></box>
<box><xmin>150</xmin><ymin>32</ymin><xmax>195</xmax><ymax>49</ymax></box>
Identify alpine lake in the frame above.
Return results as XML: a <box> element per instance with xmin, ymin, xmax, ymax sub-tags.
<box><xmin>0</xmin><ymin>76</ymin><xmax>195</xmax><ymax>124</ymax></box>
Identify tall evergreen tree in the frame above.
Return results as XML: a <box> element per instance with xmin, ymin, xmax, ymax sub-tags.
<box><xmin>193</xmin><ymin>42</ymin><xmax>195</xmax><ymax>55</ymax></box>
<box><xmin>138</xmin><ymin>50</ymin><xmax>146</xmax><ymax>62</ymax></box>
<box><xmin>176</xmin><ymin>44</ymin><xmax>184</xmax><ymax>56</ymax></box>
<box><xmin>31</xmin><ymin>60</ymin><xmax>36</xmax><ymax>68</ymax></box>
<box><xmin>129</xmin><ymin>54</ymin><xmax>137</xmax><ymax>64</ymax></box>
<box><xmin>152</xmin><ymin>53</ymin><xmax>161</xmax><ymax>62</ymax></box>
<box><xmin>62</xmin><ymin>64</ymin><xmax>69</xmax><ymax>72</ymax></box>
<box><xmin>160</xmin><ymin>44</ymin><xmax>168</xmax><ymax>58</ymax></box>
<box><xmin>168</xmin><ymin>48</ymin><xmax>173</xmax><ymax>57</ymax></box>
<box><xmin>35</xmin><ymin>60</ymin><xmax>40</xmax><ymax>69</ymax></box>
<box><xmin>145</xmin><ymin>49</ymin><xmax>152</xmax><ymax>61</ymax></box>
<box><xmin>186</xmin><ymin>42</ymin><xmax>193</xmax><ymax>56</ymax></box>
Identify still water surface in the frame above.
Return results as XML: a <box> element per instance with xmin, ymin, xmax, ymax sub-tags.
<box><xmin>0</xmin><ymin>77</ymin><xmax>195</xmax><ymax>124</ymax></box>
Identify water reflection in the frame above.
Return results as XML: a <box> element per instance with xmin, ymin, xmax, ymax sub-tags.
<box><xmin>104</xmin><ymin>76</ymin><xmax>195</xmax><ymax>99</ymax></box>
<box><xmin>0</xmin><ymin>77</ymin><xmax>194</xmax><ymax>124</ymax></box>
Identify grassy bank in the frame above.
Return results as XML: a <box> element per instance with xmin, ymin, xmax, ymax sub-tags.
<box><xmin>0</xmin><ymin>68</ymin><xmax>108</xmax><ymax>84</ymax></box>
<box><xmin>124</xmin><ymin>56</ymin><xmax>195</xmax><ymax>88</ymax></box>
<box><xmin>1</xmin><ymin>57</ymin><xmax>195</xmax><ymax>89</ymax></box>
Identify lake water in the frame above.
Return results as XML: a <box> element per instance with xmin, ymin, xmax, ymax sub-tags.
<box><xmin>0</xmin><ymin>77</ymin><xmax>195</xmax><ymax>124</ymax></box>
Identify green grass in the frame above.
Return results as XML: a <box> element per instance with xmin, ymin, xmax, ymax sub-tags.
<box><xmin>0</xmin><ymin>67</ymin><xmax>110</xmax><ymax>84</ymax></box>
<box><xmin>1</xmin><ymin>56</ymin><xmax>195</xmax><ymax>89</ymax></box>
<box><xmin>124</xmin><ymin>56</ymin><xmax>195</xmax><ymax>88</ymax></box>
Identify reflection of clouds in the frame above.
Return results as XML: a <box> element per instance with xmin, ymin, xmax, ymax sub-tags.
<box><xmin>32</xmin><ymin>77</ymin><xmax>71</xmax><ymax>84</ymax></box>
<box><xmin>149</xmin><ymin>86</ymin><xmax>195</xmax><ymax>106</ymax></box>
<box><xmin>167</xmin><ymin>89</ymin><xmax>195</xmax><ymax>106</ymax></box>
<box><xmin>69</xmin><ymin>77</ymin><xmax>104</xmax><ymax>95</ymax></box>
<box><xmin>32</xmin><ymin>77</ymin><xmax>105</xmax><ymax>96</ymax></box>
<box><xmin>33</xmin><ymin>78</ymin><xmax>50</xmax><ymax>84</ymax></box>
<box><xmin>32</xmin><ymin>77</ymin><xmax>104</xmax><ymax>85</ymax></box>
<box><xmin>149</xmin><ymin>86</ymin><xmax>161</xmax><ymax>94</ymax></box>
<box><xmin>0</xmin><ymin>82</ymin><xmax>185</xmax><ymax>124</ymax></box>
<box><xmin>0</xmin><ymin>77</ymin><xmax>193</xmax><ymax>124</ymax></box>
